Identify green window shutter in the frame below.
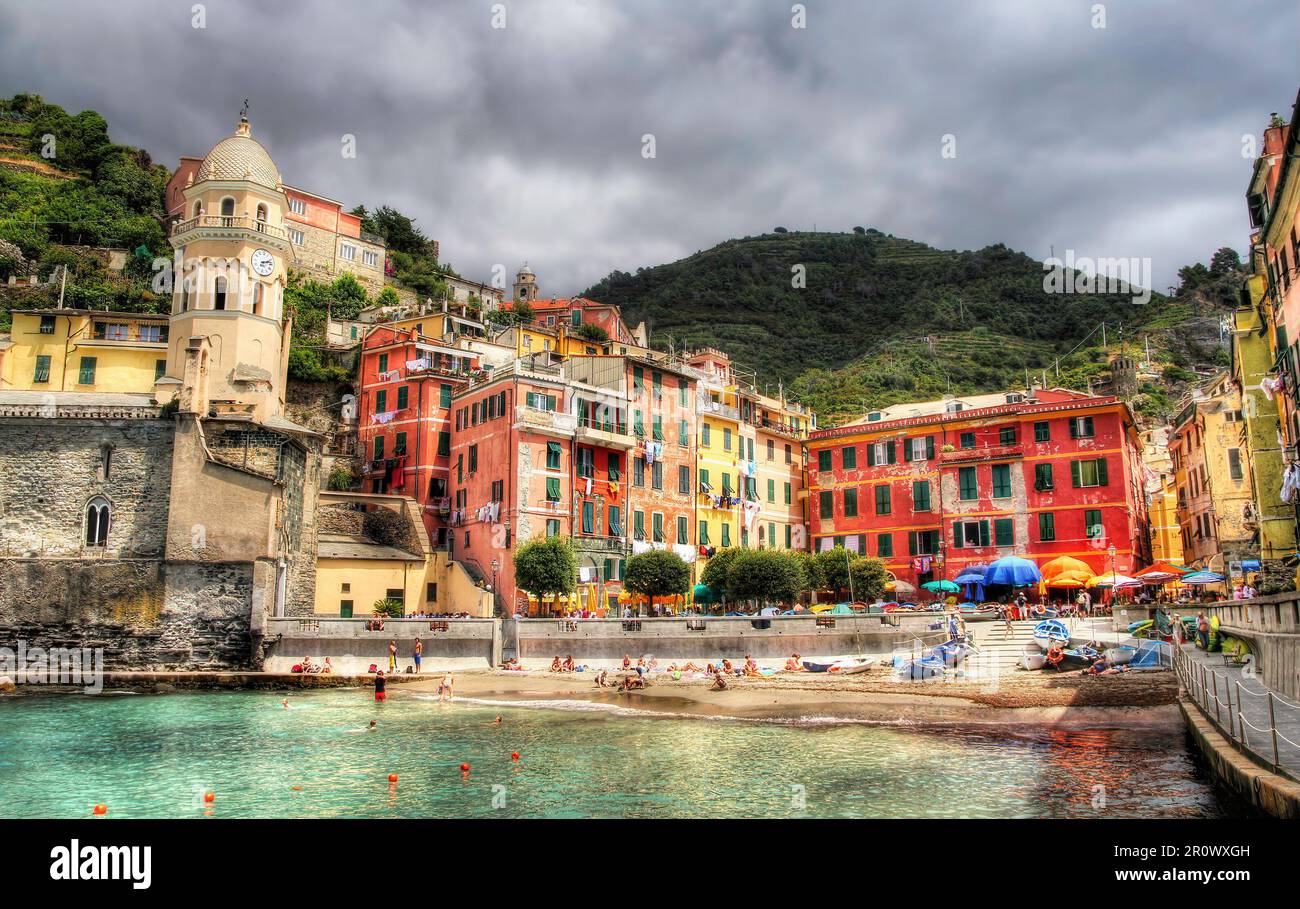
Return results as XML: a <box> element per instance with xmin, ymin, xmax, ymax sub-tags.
<box><xmin>953</xmin><ymin>523</ymin><xmax>963</xmax><ymax>549</ymax></box>
<box><xmin>378</xmin><ymin>354</ymin><xmax>388</xmax><ymax>374</ymax></box>
<box><xmin>634</xmin><ymin>410</ymin><xmax>644</xmax><ymax>436</ymax></box>
<box><xmin>700</xmin><ymin>522</ymin><xmax>709</xmax><ymax>545</ymax></box>
<box><xmin>582</xmin><ymin>501</ymin><xmax>594</xmax><ymax>534</ymax></box>
<box><xmin>33</xmin><ymin>355</ymin><xmax>51</xmax><ymax>383</ymax></box>
<box><xmin>1069</xmin><ymin>418</ymin><xmax>1079</xmax><ymax>439</ymax></box>
<box><xmin>819</xmin><ymin>490</ymin><xmax>833</xmax><ymax>519</ymax></box>
<box><xmin>679</xmin><ymin>419</ymin><xmax>688</xmax><ymax>446</ymax></box>
<box><xmin>1096</xmin><ymin>456</ymin><xmax>1109</xmax><ymax>486</ymax></box>
<box><xmin>1070</xmin><ymin>460</ymin><xmax>1082</xmax><ymax>488</ymax></box>
<box><xmin>609</xmin><ymin>505</ymin><xmax>621</xmax><ymax>535</ymax></box>
<box><xmin>843</xmin><ymin>488</ymin><xmax>858</xmax><ymax>517</ymax></box>
<box><xmin>721</xmin><ymin>524</ymin><xmax>730</xmax><ymax>547</ymax></box>
<box><xmin>843</xmin><ymin>446</ymin><xmax>857</xmax><ymax>469</ymax></box>
<box><xmin>438</xmin><ymin>432</ymin><xmax>450</xmax><ymax>456</ymax></box>
<box><xmin>653</xmin><ymin>415</ymin><xmax>664</xmax><ymax>440</ymax></box>
<box><xmin>994</xmin><ymin>518</ymin><xmax>1013</xmax><ymax>546</ymax></box>
<box><xmin>1034</xmin><ymin>421</ymin><xmax>1050</xmax><ymax>442</ymax></box>
<box><xmin>547</xmin><ymin>519</ymin><xmax>560</xmax><ymax>538</ymax></box>
<box><xmin>978</xmin><ymin>520</ymin><xmax>990</xmax><ymax>547</ymax></box>
<box><xmin>926</xmin><ymin>436</ymin><xmax>935</xmax><ymax>459</ymax></box>
<box><xmin>702</xmin><ymin>423</ymin><xmax>711</xmax><ymax>446</ymax></box>
<box><xmin>866</xmin><ymin>444</ymin><xmax>876</xmax><ymax>467</ymax></box>
<box><xmin>886</xmin><ymin>441</ymin><xmax>896</xmax><ymax>464</ymax></box>
<box><xmin>908</xmin><ymin>531</ymin><xmax>918</xmax><ymax>556</ymax></box>
<box><xmin>78</xmin><ymin>356</ymin><xmax>97</xmax><ymax>385</ymax></box>
<box><xmin>547</xmin><ymin>441</ymin><xmax>561</xmax><ymax>469</ymax></box>
<box><xmin>784</xmin><ymin>482</ymin><xmax>791</xmax><ymax>504</ymax></box>
<box><xmin>878</xmin><ymin>533</ymin><xmax>892</xmax><ymax>558</ymax></box>
<box><xmin>155</xmin><ymin>359</ymin><xmax>166</xmax><ymax>380</ymax></box>
<box><xmin>959</xmin><ymin>467</ymin><xmax>977</xmax><ymax>500</ymax></box>
<box><xmin>395</xmin><ymin>431</ymin><xmax>407</xmax><ymax>454</ymax></box>
<box><xmin>374</xmin><ymin>436</ymin><xmax>385</xmax><ymax>460</ymax></box>
<box><xmin>376</xmin><ymin>389</ymin><xmax>387</xmax><ymax>412</ymax></box>
<box><xmin>767</xmin><ymin>478</ymin><xmax>776</xmax><ymax>502</ymax></box>
<box><xmin>546</xmin><ymin>477</ymin><xmax>561</xmax><ymax>501</ymax></box>
<box><xmin>397</xmin><ymin>385</ymin><xmax>408</xmax><ymax>410</ymax></box>
<box><xmin>678</xmin><ymin>516</ymin><xmax>688</xmax><ymax>543</ymax></box>
<box><xmin>699</xmin><ymin>468</ymin><xmax>709</xmax><ymax>489</ymax></box>
<box><xmin>1039</xmin><ymin>512</ymin><xmax>1055</xmax><ymax>542</ymax></box>
<box><xmin>992</xmin><ymin>464</ymin><xmax>1011</xmax><ymax>498</ymax></box>
<box><xmin>902</xmin><ymin>439</ymin><xmax>913</xmax><ymax>462</ymax></box>
<box><xmin>439</xmin><ymin>384</ymin><xmax>452</xmax><ymax>408</ymax></box>
<box><xmin>913</xmin><ymin>480</ymin><xmax>930</xmax><ymax>511</ymax></box>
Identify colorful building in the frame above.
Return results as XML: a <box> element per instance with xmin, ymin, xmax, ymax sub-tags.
<box><xmin>1140</xmin><ymin>426</ymin><xmax>1184</xmax><ymax>568</ymax></box>
<box><xmin>805</xmin><ymin>388</ymin><xmax>1151</xmax><ymax>591</ymax></box>
<box><xmin>688</xmin><ymin>348</ymin><xmax>747</xmax><ymax>559</ymax></box>
<box><xmin>0</xmin><ymin>308</ymin><xmax>169</xmax><ymax>393</ymax></box>
<box><xmin>1169</xmin><ymin>373</ymin><xmax>1257</xmax><ymax>574</ymax></box>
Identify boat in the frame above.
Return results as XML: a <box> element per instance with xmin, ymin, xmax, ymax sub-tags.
<box><xmin>930</xmin><ymin>638</ymin><xmax>974</xmax><ymax>668</ymax></box>
<box><xmin>1103</xmin><ymin>643</ymin><xmax>1138</xmax><ymax>665</ymax></box>
<box><xmin>894</xmin><ymin>656</ymin><xmax>946</xmax><ymax>680</ymax></box>
<box><xmin>1056</xmin><ymin>645</ymin><xmax>1102</xmax><ymax>670</ymax></box>
<box><xmin>1032</xmin><ymin>619</ymin><xmax>1071</xmax><ymax>649</ymax></box>
<box><xmin>1020</xmin><ymin>651</ymin><xmax>1046</xmax><ymax>670</ymax></box>
<box><xmin>826</xmin><ymin>657</ymin><xmax>876</xmax><ymax>674</ymax></box>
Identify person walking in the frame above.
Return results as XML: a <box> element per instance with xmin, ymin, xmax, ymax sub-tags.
<box><xmin>388</xmin><ymin>639</ymin><xmax>398</xmax><ymax>672</ymax></box>
<box><xmin>998</xmin><ymin>601</ymin><xmax>1012</xmax><ymax>639</ymax></box>
<box><xmin>439</xmin><ymin>671</ymin><xmax>454</xmax><ymax>702</ymax></box>
<box><xmin>413</xmin><ymin>638</ymin><xmax>423</xmax><ymax>674</ymax></box>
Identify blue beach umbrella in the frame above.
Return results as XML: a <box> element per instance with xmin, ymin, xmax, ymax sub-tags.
<box><xmin>1181</xmin><ymin>571</ymin><xmax>1225</xmax><ymax>585</ymax></box>
<box><xmin>984</xmin><ymin>556</ymin><xmax>1042</xmax><ymax>587</ymax></box>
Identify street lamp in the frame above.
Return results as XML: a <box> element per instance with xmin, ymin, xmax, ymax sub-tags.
<box><xmin>491</xmin><ymin>558</ymin><xmax>500</xmax><ymax>615</ymax></box>
<box><xmin>1107</xmin><ymin>543</ymin><xmax>1117</xmax><ymax>618</ymax></box>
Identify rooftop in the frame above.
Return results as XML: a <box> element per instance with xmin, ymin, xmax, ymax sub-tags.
<box><xmin>317</xmin><ymin>533</ymin><xmax>421</xmax><ymax>562</ymax></box>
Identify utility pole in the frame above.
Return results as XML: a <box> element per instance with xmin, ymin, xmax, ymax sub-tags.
<box><xmin>1101</xmin><ymin>322</ymin><xmax>1107</xmax><ymax>349</ymax></box>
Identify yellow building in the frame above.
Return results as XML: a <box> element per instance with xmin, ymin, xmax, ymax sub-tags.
<box><xmin>1169</xmin><ymin>372</ymin><xmax>1256</xmax><ymax>572</ymax></box>
<box><xmin>749</xmin><ymin>392</ymin><xmax>814</xmax><ymax>552</ymax></box>
<box><xmin>688</xmin><ymin>349</ymin><xmax>745</xmax><ymax>565</ymax></box>
<box><xmin>1141</xmin><ymin>426</ymin><xmax>1184</xmax><ymax>567</ymax></box>
<box><xmin>0</xmin><ymin>308</ymin><xmax>169</xmax><ymax>393</ymax></box>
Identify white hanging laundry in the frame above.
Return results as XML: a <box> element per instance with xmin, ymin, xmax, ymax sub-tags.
<box><xmin>672</xmin><ymin>544</ymin><xmax>697</xmax><ymax>563</ymax></box>
<box><xmin>371</xmin><ymin>411</ymin><xmax>397</xmax><ymax>424</ymax></box>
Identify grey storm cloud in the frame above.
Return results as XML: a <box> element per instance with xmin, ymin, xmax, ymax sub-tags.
<box><xmin>1</xmin><ymin>0</ymin><xmax>1297</xmax><ymax>294</ymax></box>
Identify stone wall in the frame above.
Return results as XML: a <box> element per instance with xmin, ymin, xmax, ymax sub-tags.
<box><xmin>281</xmin><ymin>439</ymin><xmax>321</xmax><ymax>617</ymax></box>
<box><xmin>291</xmin><ymin>220</ymin><xmax>385</xmax><ymax>294</ymax></box>
<box><xmin>0</xmin><ymin>558</ymin><xmax>256</xmax><ymax>669</ymax></box>
<box><xmin>0</xmin><ymin>417</ymin><xmax>174</xmax><ymax>558</ymax></box>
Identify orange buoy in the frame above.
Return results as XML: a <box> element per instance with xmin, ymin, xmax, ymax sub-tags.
<box><xmin>511</xmin><ymin>752</ymin><xmax>520</xmax><ymax>762</ymax></box>
<box><xmin>291</xmin><ymin>785</ymin><xmax>303</xmax><ymax>791</ymax></box>
<box><xmin>388</xmin><ymin>773</ymin><xmax>398</xmax><ymax>783</ymax></box>
<box><xmin>460</xmin><ymin>762</ymin><xmax>470</xmax><ymax>772</ymax></box>
<box><xmin>92</xmin><ymin>804</ymin><xmax>108</xmax><ymax>816</ymax></box>
<box><xmin>203</xmin><ymin>792</ymin><xmax>215</xmax><ymax>803</ymax></box>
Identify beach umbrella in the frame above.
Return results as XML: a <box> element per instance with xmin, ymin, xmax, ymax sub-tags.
<box><xmin>1046</xmin><ymin>576</ymin><xmax>1087</xmax><ymax>588</ymax></box>
<box><xmin>922</xmin><ymin>580</ymin><xmax>961</xmax><ymax>594</ymax></box>
<box><xmin>1040</xmin><ymin>555</ymin><xmax>1094</xmax><ymax>581</ymax></box>
<box><xmin>1135</xmin><ymin>561</ymin><xmax>1188</xmax><ymax>584</ymax></box>
<box><xmin>890</xmin><ymin>579</ymin><xmax>918</xmax><ymax>599</ymax></box>
<box><xmin>1182</xmin><ymin>571</ymin><xmax>1225</xmax><ymax>585</ymax></box>
<box><xmin>829</xmin><ymin>603</ymin><xmax>855</xmax><ymax>615</ymax></box>
<box><xmin>984</xmin><ymin>556</ymin><xmax>1042</xmax><ymax>587</ymax></box>
<box><xmin>1087</xmin><ymin>572</ymin><xmax>1139</xmax><ymax>588</ymax></box>
<box><xmin>953</xmin><ymin>565</ymin><xmax>987</xmax><ymax>584</ymax></box>
<box><xmin>691</xmin><ymin>584</ymin><xmax>717</xmax><ymax>604</ymax></box>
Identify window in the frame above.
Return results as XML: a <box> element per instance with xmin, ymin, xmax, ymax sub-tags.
<box><xmin>1069</xmin><ymin>416</ymin><xmax>1095</xmax><ymax>439</ymax></box>
<box><xmin>339</xmin><ymin>242</ymin><xmax>357</xmax><ymax>261</ymax></box>
<box><xmin>991</xmin><ymin>463</ymin><xmax>1011</xmax><ymax>498</ymax></box>
<box><xmin>652</xmin><ymin>513</ymin><xmax>665</xmax><ymax>543</ymax></box>
<box><xmin>958</xmin><ymin>466</ymin><xmax>978</xmax><ymax>500</ymax></box>
<box><xmin>546</xmin><ymin>519</ymin><xmax>561</xmax><ymax>538</ymax></box>
<box><xmin>785</xmin><ymin>444</ymin><xmax>792</xmax><ymax>464</ymax></box>
<box><xmin>374</xmin><ymin>436</ymin><xmax>385</xmax><ymax>460</ymax></box>
<box><xmin>723</xmin><ymin>428</ymin><xmax>732</xmax><ymax>451</ymax></box>
<box><xmin>376</xmin><ymin>389</ymin><xmax>387</xmax><ymax>412</ymax></box>
<box><xmin>784</xmin><ymin>482</ymin><xmax>792</xmax><ymax>505</ymax></box>
<box><xmin>994</xmin><ymin>518</ymin><xmax>1014</xmax><ymax>547</ymax></box>
<box><xmin>139</xmin><ymin>323</ymin><xmax>166</xmax><ymax>343</ymax></box>
<box><xmin>289</xmin><ymin>198</ymin><xmax>306</xmax><ymax>215</ymax></box>
<box><xmin>378</xmin><ymin>354</ymin><xmax>389</xmax><ymax>374</ymax></box>
<box><xmin>288</xmin><ymin>228</ymin><xmax>305</xmax><ymax>245</ymax></box>
<box><xmin>546</xmin><ymin>441</ymin><xmax>561</xmax><ymax>470</ymax></box>
<box><xmin>878</xmin><ymin>533</ymin><xmax>893</xmax><ymax>558</ymax></box>
<box><xmin>439</xmin><ymin>384</ymin><xmax>452</xmax><ymax>408</ymax></box>
<box><xmin>546</xmin><ymin>477</ymin><xmax>561</xmax><ymax>502</ymax></box>
<box><xmin>363</xmin><ymin>250</ymin><xmax>379</xmax><ymax>267</ymax></box>
<box><xmin>953</xmin><ymin>519</ymin><xmax>990</xmax><ymax>549</ymax></box>
<box><xmin>819</xmin><ymin>490</ymin><xmax>833</xmax><ymax>519</ymax></box>
<box><xmin>1034</xmin><ymin>462</ymin><xmax>1054</xmax><ymax>491</ymax></box>
<box><xmin>526</xmin><ymin>392</ymin><xmax>556</xmax><ymax>411</ymax></box>
<box><xmin>874</xmin><ymin>484</ymin><xmax>891</xmax><ymax>515</ymax></box>
<box><xmin>426</xmin><ymin>583</ymin><xmax>437</xmax><ymax>603</ymax></box>
<box><xmin>1071</xmin><ymin>458</ymin><xmax>1108</xmax><ymax>488</ymax></box>
<box><xmin>213</xmin><ymin>276</ymin><xmax>227</xmax><ymax>310</ymax></box>
<box><xmin>701</xmin><ymin>423</ymin><xmax>711</xmax><ymax>446</ymax></box>
<box><xmin>576</xmin><ymin>448</ymin><xmax>594</xmax><ymax>478</ymax></box>
<box><xmin>912</xmin><ymin>480</ymin><xmax>931</xmax><ymax>511</ymax></box>
<box><xmin>960</xmin><ymin>431</ymin><xmax>976</xmax><ymax>449</ymax></box>
<box><xmin>1034</xmin><ymin>421</ymin><xmax>1051</xmax><ymax>442</ymax></box>
<box><xmin>634</xmin><ymin>511</ymin><xmax>646</xmax><ymax>540</ymax></box>
<box><xmin>394</xmin><ymin>432</ymin><xmax>407</xmax><ymax>455</ymax></box>
<box><xmin>767</xmin><ymin>439</ymin><xmax>775</xmax><ymax>461</ymax></box>
<box><xmin>396</xmin><ymin>385</ymin><xmax>408</xmax><ymax>411</ymax></box>
<box><xmin>33</xmin><ymin>355</ymin><xmax>51</xmax><ymax>383</ymax></box>
<box><xmin>220</xmin><ymin>197</ymin><xmax>235</xmax><ymax>217</ymax></box>
<box><xmin>339</xmin><ymin>600</ymin><xmax>354</xmax><ymax>618</ymax></box>
<box><xmin>633</xmin><ymin>457</ymin><xmax>645</xmax><ymax>487</ymax></box>
<box><xmin>909</xmin><ymin>530</ymin><xmax>940</xmax><ymax>555</ymax></box>
<box><xmin>999</xmin><ymin>426</ymin><xmax>1017</xmax><ymax>446</ymax></box>
<box><xmin>905</xmin><ymin>436</ymin><xmax>934</xmax><ymax>461</ymax></box>
<box><xmin>1084</xmin><ymin>509</ymin><xmax>1104</xmax><ymax>539</ymax></box>
<box><xmin>721</xmin><ymin>524</ymin><xmax>731</xmax><ymax>547</ymax></box>
<box><xmin>818</xmin><ymin>449</ymin><xmax>832</xmax><ymax>472</ymax></box>
<box><xmin>767</xmin><ymin>478</ymin><xmax>776</xmax><ymax>503</ymax></box>
<box><xmin>39</xmin><ymin>315</ymin><xmax>56</xmax><ymax>334</ymax></box>
<box><xmin>867</xmin><ymin>441</ymin><xmax>895</xmax><ymax>466</ymax></box>
<box><xmin>679</xmin><ymin>466</ymin><xmax>691</xmax><ymax>494</ymax></box>
<box><xmin>609</xmin><ymin>505</ymin><xmax>622</xmax><ymax>536</ymax></box>
<box><xmin>699</xmin><ymin>522</ymin><xmax>710</xmax><ymax>546</ymax></box>
<box><xmin>679</xmin><ymin>383</ymin><xmax>688</xmax><ymax>407</ymax></box>
<box><xmin>842</xmin><ymin>446</ymin><xmax>857</xmax><ymax>469</ymax></box>
<box><xmin>1038</xmin><ymin>512</ymin><xmax>1055</xmax><ymax>542</ymax></box>
<box><xmin>843</xmin><ymin>488</ymin><xmax>858</xmax><ymax>517</ymax></box>
<box><xmin>1228</xmin><ymin>448</ymin><xmax>1243</xmax><ymax>480</ymax></box>
<box><xmin>582</xmin><ymin>500</ymin><xmax>594</xmax><ymax>534</ymax></box>
<box><xmin>490</xmin><ymin>479</ymin><xmax>503</xmax><ymax>502</ymax></box>
<box><xmin>652</xmin><ymin>461</ymin><xmax>663</xmax><ymax>490</ymax></box>
<box><xmin>679</xmin><ymin>419</ymin><xmax>689</xmax><ymax>447</ymax></box>
<box><xmin>155</xmin><ymin>359</ymin><xmax>166</xmax><ymax>381</ymax></box>
<box><xmin>678</xmin><ymin>515</ymin><xmax>689</xmax><ymax>544</ymax></box>
<box><xmin>437</xmin><ymin>432</ymin><xmax>450</xmax><ymax>456</ymax></box>
<box><xmin>84</xmin><ymin>496</ymin><xmax>110</xmax><ymax>547</ymax></box>
<box><xmin>77</xmin><ymin>356</ymin><xmax>97</xmax><ymax>385</ymax></box>
<box><xmin>608</xmin><ymin>452</ymin><xmax>621</xmax><ymax>480</ymax></box>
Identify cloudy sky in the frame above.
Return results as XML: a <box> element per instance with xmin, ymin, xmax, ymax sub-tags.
<box><xmin>1</xmin><ymin>0</ymin><xmax>1297</xmax><ymax>294</ymax></box>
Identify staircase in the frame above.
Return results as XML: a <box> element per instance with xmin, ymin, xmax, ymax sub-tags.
<box><xmin>969</xmin><ymin>619</ymin><xmax>1039</xmax><ymax>674</ymax></box>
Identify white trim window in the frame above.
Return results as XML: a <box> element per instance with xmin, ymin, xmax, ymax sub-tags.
<box><xmin>288</xmin><ymin>228</ymin><xmax>305</xmax><ymax>246</ymax></box>
<box><xmin>85</xmin><ymin>496</ymin><xmax>110</xmax><ymax>547</ymax></box>
<box><xmin>289</xmin><ymin>198</ymin><xmax>306</xmax><ymax>215</ymax></box>
<box><xmin>139</xmin><ymin>324</ymin><xmax>164</xmax><ymax>342</ymax></box>
<box><xmin>363</xmin><ymin>250</ymin><xmax>379</xmax><ymax>267</ymax></box>
<box><xmin>339</xmin><ymin>242</ymin><xmax>357</xmax><ymax>262</ymax></box>
<box><xmin>910</xmin><ymin>437</ymin><xmax>928</xmax><ymax>461</ymax></box>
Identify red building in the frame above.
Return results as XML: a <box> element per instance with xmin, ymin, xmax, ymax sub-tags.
<box><xmin>357</xmin><ymin>325</ymin><xmax>485</xmax><ymax>545</ymax></box>
<box><xmin>805</xmin><ymin>388</ymin><xmax>1151</xmax><ymax>592</ymax></box>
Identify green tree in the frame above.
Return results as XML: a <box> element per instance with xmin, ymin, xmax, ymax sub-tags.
<box><xmin>725</xmin><ymin>549</ymin><xmax>804</xmax><ymax>605</ymax></box>
<box><xmin>1208</xmin><ymin>246</ymin><xmax>1242</xmax><ymax>277</ymax></box>
<box><xmin>700</xmin><ymin>547</ymin><xmax>744</xmax><ymax>602</ymax></box>
<box><xmin>848</xmin><ymin>556</ymin><xmax>889</xmax><ymax>603</ymax></box>
<box><xmin>814</xmin><ymin>547</ymin><xmax>854</xmax><ymax>596</ymax></box>
<box><xmin>625</xmin><ymin>550</ymin><xmax>691</xmax><ymax>601</ymax></box>
<box><xmin>790</xmin><ymin>550</ymin><xmax>823</xmax><ymax>596</ymax></box>
<box><xmin>376</xmin><ymin>286</ymin><xmax>401</xmax><ymax>308</ymax></box>
<box><xmin>513</xmin><ymin>537</ymin><xmax>578</xmax><ymax>605</ymax></box>
<box><xmin>574</xmin><ymin>322</ymin><xmax>609</xmax><ymax>342</ymax></box>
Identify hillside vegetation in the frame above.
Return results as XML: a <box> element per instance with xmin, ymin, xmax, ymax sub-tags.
<box><xmin>584</xmin><ymin>230</ymin><xmax>1240</xmax><ymax>424</ymax></box>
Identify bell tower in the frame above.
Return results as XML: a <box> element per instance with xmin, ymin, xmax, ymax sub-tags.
<box><xmin>513</xmin><ymin>262</ymin><xmax>539</xmax><ymax>303</ymax></box>
<box><xmin>160</xmin><ymin>111</ymin><xmax>295</xmax><ymax>422</ymax></box>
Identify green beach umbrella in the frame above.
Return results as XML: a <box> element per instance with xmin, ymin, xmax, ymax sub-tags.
<box><xmin>922</xmin><ymin>580</ymin><xmax>961</xmax><ymax>594</ymax></box>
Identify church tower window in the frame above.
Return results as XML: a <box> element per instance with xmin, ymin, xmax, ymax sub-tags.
<box><xmin>84</xmin><ymin>497</ymin><xmax>110</xmax><ymax>547</ymax></box>
<box><xmin>213</xmin><ymin>276</ymin><xmax>227</xmax><ymax>310</ymax></box>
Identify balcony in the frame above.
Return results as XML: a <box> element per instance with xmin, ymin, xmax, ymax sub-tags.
<box><xmin>575</xmin><ymin>417</ymin><xmax>636</xmax><ymax>450</ymax></box>
<box><xmin>171</xmin><ymin>214</ymin><xmax>291</xmax><ymax>244</ymax></box>
<box><xmin>513</xmin><ymin>404</ymin><xmax>576</xmax><ymax>438</ymax></box>
<box><xmin>938</xmin><ymin>442</ymin><xmax>1025</xmax><ymax>464</ymax></box>
<box><xmin>572</xmin><ymin>534</ymin><xmax>629</xmax><ymax>554</ymax></box>
<box><xmin>698</xmin><ymin>399</ymin><xmax>739</xmax><ymax>421</ymax></box>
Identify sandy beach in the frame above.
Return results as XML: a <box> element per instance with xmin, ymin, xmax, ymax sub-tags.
<box><xmin>402</xmin><ymin>664</ymin><xmax>1181</xmax><ymax>727</ymax></box>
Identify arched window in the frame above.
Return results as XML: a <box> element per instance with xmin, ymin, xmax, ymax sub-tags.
<box><xmin>220</xmin><ymin>197</ymin><xmax>235</xmax><ymax>217</ymax></box>
<box><xmin>256</xmin><ymin>203</ymin><xmax>268</xmax><ymax>223</ymax></box>
<box><xmin>193</xmin><ymin>200</ymin><xmax>202</xmax><ymax>218</ymax></box>
<box><xmin>252</xmin><ymin>282</ymin><xmax>263</xmax><ymax>316</ymax></box>
<box><xmin>213</xmin><ymin>276</ymin><xmax>227</xmax><ymax>310</ymax></box>
<box><xmin>85</xmin><ymin>497</ymin><xmax>110</xmax><ymax>547</ymax></box>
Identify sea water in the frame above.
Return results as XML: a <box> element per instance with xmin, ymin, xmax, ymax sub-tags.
<box><xmin>0</xmin><ymin>687</ymin><xmax>1236</xmax><ymax>818</ymax></box>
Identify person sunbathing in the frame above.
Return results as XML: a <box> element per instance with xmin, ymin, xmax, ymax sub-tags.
<box><xmin>550</xmin><ymin>656</ymin><xmax>563</xmax><ymax>673</ymax></box>
<box><xmin>301</xmin><ymin>656</ymin><xmax>319</xmax><ymax>673</ymax></box>
<box><xmin>679</xmin><ymin>662</ymin><xmax>704</xmax><ymax>672</ymax></box>
<box><xmin>743</xmin><ymin>654</ymin><xmax>758</xmax><ymax>673</ymax></box>
<box><xmin>562</xmin><ymin>655</ymin><xmax>576</xmax><ymax>672</ymax></box>
<box><xmin>721</xmin><ymin>659</ymin><xmax>736</xmax><ymax>676</ymax></box>
<box><xmin>783</xmin><ymin>655</ymin><xmax>803</xmax><ymax>671</ymax></box>
<box><xmin>321</xmin><ymin>657</ymin><xmax>333</xmax><ymax>674</ymax></box>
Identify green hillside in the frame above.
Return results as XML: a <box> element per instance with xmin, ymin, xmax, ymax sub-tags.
<box><xmin>583</xmin><ymin>230</ymin><xmax>1237</xmax><ymax>424</ymax></box>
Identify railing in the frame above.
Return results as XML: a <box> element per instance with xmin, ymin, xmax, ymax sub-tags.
<box><xmin>697</xmin><ymin>400</ymin><xmax>740</xmax><ymax>420</ymax></box>
<box><xmin>171</xmin><ymin>214</ymin><xmax>291</xmax><ymax>241</ymax></box>
<box><xmin>514</xmin><ymin>404</ymin><xmax>577</xmax><ymax>434</ymax></box>
<box><xmin>1175</xmin><ymin>644</ymin><xmax>1300</xmax><ymax>781</ymax></box>
<box><xmin>938</xmin><ymin>442</ymin><xmax>1025</xmax><ymax>464</ymax></box>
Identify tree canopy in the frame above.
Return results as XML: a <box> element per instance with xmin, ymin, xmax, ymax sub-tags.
<box><xmin>513</xmin><ymin>536</ymin><xmax>577</xmax><ymax>599</ymax></box>
<box><xmin>625</xmin><ymin>550</ymin><xmax>691</xmax><ymax>600</ymax></box>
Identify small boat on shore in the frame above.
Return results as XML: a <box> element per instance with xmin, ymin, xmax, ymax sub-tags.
<box><xmin>803</xmin><ymin>656</ymin><xmax>876</xmax><ymax>673</ymax></box>
<box><xmin>896</xmin><ymin>656</ymin><xmax>946</xmax><ymax>680</ymax></box>
<box><xmin>930</xmin><ymin>638</ymin><xmax>974</xmax><ymax>668</ymax></box>
<box><xmin>1103</xmin><ymin>643</ymin><xmax>1137</xmax><ymax>665</ymax></box>
<box><xmin>1020</xmin><ymin>642</ymin><xmax>1046</xmax><ymax>670</ymax></box>
<box><xmin>1032</xmin><ymin>619</ymin><xmax>1071</xmax><ymax>649</ymax></box>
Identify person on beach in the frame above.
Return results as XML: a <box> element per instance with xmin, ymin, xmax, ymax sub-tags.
<box><xmin>622</xmin><ymin>654</ymin><xmax>632</xmax><ymax>670</ymax></box>
<box><xmin>947</xmin><ymin>613</ymin><xmax>960</xmax><ymax>639</ymax></box>
<box><xmin>710</xmin><ymin>672</ymin><xmax>730</xmax><ymax>691</ymax></box>
<box><xmin>594</xmin><ymin>669</ymin><xmax>610</xmax><ymax>687</ymax></box>
<box><xmin>413</xmin><ymin>639</ymin><xmax>423</xmax><ymax>674</ymax></box>
<box><xmin>388</xmin><ymin>640</ymin><xmax>398</xmax><ymax>672</ymax></box>
<box><xmin>998</xmin><ymin>602</ymin><xmax>1012</xmax><ymax>638</ymax></box>
<box><xmin>282</xmin><ymin>697</ymin><xmax>290</xmax><ymax>709</ymax></box>
<box><xmin>374</xmin><ymin>670</ymin><xmax>387</xmax><ymax>702</ymax></box>
<box><xmin>563</xmin><ymin>655</ymin><xmax>576</xmax><ymax>672</ymax></box>
<box><xmin>439</xmin><ymin>672</ymin><xmax>454</xmax><ymax>702</ymax></box>
<box><xmin>550</xmin><ymin>656</ymin><xmax>563</xmax><ymax>673</ymax></box>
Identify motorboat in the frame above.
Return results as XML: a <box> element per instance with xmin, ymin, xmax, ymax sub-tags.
<box><xmin>1032</xmin><ymin>619</ymin><xmax>1071</xmax><ymax>649</ymax></box>
<box><xmin>895</xmin><ymin>656</ymin><xmax>946</xmax><ymax>680</ymax></box>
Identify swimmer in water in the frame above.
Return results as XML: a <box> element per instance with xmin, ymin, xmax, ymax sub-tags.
<box><xmin>281</xmin><ymin>698</ymin><xmax>290</xmax><ymax>709</ymax></box>
<box><xmin>492</xmin><ymin>716</ymin><xmax>502</xmax><ymax>726</ymax></box>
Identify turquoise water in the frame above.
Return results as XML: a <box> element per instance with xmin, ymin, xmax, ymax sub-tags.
<box><xmin>0</xmin><ymin>688</ymin><xmax>1233</xmax><ymax>818</ymax></box>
